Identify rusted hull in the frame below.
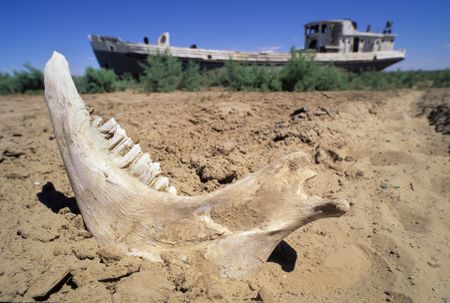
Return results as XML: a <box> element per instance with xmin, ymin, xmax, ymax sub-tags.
<box><xmin>92</xmin><ymin>49</ymin><xmax>404</xmax><ymax>76</ymax></box>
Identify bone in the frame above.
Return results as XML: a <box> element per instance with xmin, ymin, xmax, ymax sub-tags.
<box><xmin>141</xmin><ymin>162</ymin><xmax>161</xmax><ymax>185</ymax></box>
<box><xmin>117</xmin><ymin>144</ymin><xmax>142</xmax><ymax>168</ymax></box>
<box><xmin>43</xmin><ymin>51</ymin><xmax>350</xmax><ymax>278</ymax></box>
<box><xmin>99</xmin><ymin>118</ymin><xmax>117</xmax><ymax>134</ymax></box>
<box><xmin>112</xmin><ymin>137</ymin><xmax>133</xmax><ymax>155</ymax></box>
<box><xmin>108</xmin><ymin>125</ymin><xmax>127</xmax><ymax>151</ymax></box>
<box><xmin>130</xmin><ymin>153</ymin><xmax>152</xmax><ymax>177</ymax></box>
<box><xmin>152</xmin><ymin>176</ymin><xmax>169</xmax><ymax>191</ymax></box>
<box><xmin>91</xmin><ymin>115</ymin><xmax>103</xmax><ymax>127</ymax></box>
<box><xmin>167</xmin><ymin>186</ymin><xmax>177</xmax><ymax>195</ymax></box>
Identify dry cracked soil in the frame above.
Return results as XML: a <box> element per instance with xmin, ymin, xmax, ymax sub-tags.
<box><xmin>0</xmin><ymin>89</ymin><xmax>449</xmax><ymax>302</ymax></box>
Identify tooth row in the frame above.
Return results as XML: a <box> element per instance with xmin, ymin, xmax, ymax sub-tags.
<box><xmin>91</xmin><ymin>116</ymin><xmax>176</xmax><ymax>195</ymax></box>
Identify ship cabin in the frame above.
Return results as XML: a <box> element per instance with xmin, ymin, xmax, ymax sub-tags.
<box><xmin>304</xmin><ymin>19</ymin><xmax>397</xmax><ymax>53</ymax></box>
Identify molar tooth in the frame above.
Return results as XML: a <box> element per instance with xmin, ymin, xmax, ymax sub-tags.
<box><xmin>99</xmin><ymin>118</ymin><xmax>117</xmax><ymax>134</ymax></box>
<box><xmin>92</xmin><ymin>115</ymin><xmax>103</xmax><ymax>127</ymax></box>
<box><xmin>167</xmin><ymin>186</ymin><xmax>177</xmax><ymax>195</ymax></box>
<box><xmin>130</xmin><ymin>153</ymin><xmax>151</xmax><ymax>176</ymax></box>
<box><xmin>108</xmin><ymin>125</ymin><xmax>127</xmax><ymax>151</ymax></box>
<box><xmin>153</xmin><ymin>176</ymin><xmax>169</xmax><ymax>191</ymax></box>
<box><xmin>118</xmin><ymin>144</ymin><xmax>142</xmax><ymax>168</ymax></box>
<box><xmin>141</xmin><ymin>162</ymin><xmax>161</xmax><ymax>185</ymax></box>
<box><xmin>112</xmin><ymin>137</ymin><xmax>133</xmax><ymax>155</ymax></box>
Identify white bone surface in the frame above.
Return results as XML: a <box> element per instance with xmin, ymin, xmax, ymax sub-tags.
<box><xmin>99</xmin><ymin>118</ymin><xmax>117</xmax><ymax>134</ymax></box>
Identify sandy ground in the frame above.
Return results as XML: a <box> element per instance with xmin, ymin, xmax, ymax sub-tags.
<box><xmin>0</xmin><ymin>89</ymin><xmax>449</xmax><ymax>302</ymax></box>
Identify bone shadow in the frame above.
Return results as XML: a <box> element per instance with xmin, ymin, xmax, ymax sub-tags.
<box><xmin>267</xmin><ymin>240</ymin><xmax>297</xmax><ymax>272</ymax></box>
<box><xmin>37</xmin><ymin>182</ymin><xmax>80</xmax><ymax>214</ymax></box>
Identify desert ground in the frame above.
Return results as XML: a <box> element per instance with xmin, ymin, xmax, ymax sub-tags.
<box><xmin>0</xmin><ymin>88</ymin><xmax>449</xmax><ymax>302</ymax></box>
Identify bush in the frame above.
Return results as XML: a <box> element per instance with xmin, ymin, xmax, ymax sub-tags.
<box><xmin>279</xmin><ymin>50</ymin><xmax>348</xmax><ymax>91</ymax></box>
<box><xmin>13</xmin><ymin>64</ymin><xmax>44</xmax><ymax>93</ymax></box>
<box><xmin>431</xmin><ymin>69</ymin><xmax>450</xmax><ymax>88</ymax></box>
<box><xmin>0</xmin><ymin>64</ymin><xmax>44</xmax><ymax>95</ymax></box>
<box><xmin>0</xmin><ymin>72</ymin><xmax>17</xmax><ymax>95</ymax></box>
<box><xmin>73</xmin><ymin>75</ymin><xmax>88</xmax><ymax>93</ymax></box>
<box><xmin>348</xmin><ymin>71</ymin><xmax>392</xmax><ymax>90</ymax></box>
<box><xmin>249</xmin><ymin>65</ymin><xmax>281</xmax><ymax>92</ymax></box>
<box><xmin>78</xmin><ymin>67</ymin><xmax>124</xmax><ymax>93</ymax></box>
<box><xmin>179</xmin><ymin>61</ymin><xmax>203</xmax><ymax>91</ymax></box>
<box><xmin>140</xmin><ymin>51</ymin><xmax>182</xmax><ymax>92</ymax></box>
<box><xmin>214</xmin><ymin>61</ymin><xmax>281</xmax><ymax>91</ymax></box>
<box><xmin>2</xmin><ymin>53</ymin><xmax>449</xmax><ymax>95</ymax></box>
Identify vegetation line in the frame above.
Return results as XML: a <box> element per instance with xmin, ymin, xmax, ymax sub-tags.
<box><xmin>1</xmin><ymin>50</ymin><xmax>449</xmax><ymax>95</ymax></box>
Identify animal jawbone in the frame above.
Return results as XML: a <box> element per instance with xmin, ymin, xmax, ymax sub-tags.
<box><xmin>43</xmin><ymin>51</ymin><xmax>350</xmax><ymax>277</ymax></box>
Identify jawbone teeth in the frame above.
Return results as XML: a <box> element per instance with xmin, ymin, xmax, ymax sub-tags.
<box><xmin>117</xmin><ymin>144</ymin><xmax>142</xmax><ymax>169</ymax></box>
<box><xmin>142</xmin><ymin>162</ymin><xmax>161</xmax><ymax>185</ymax></box>
<box><xmin>152</xmin><ymin>176</ymin><xmax>170</xmax><ymax>191</ymax></box>
<box><xmin>91</xmin><ymin>115</ymin><xmax>103</xmax><ymax>127</ymax></box>
<box><xmin>44</xmin><ymin>51</ymin><xmax>350</xmax><ymax>278</ymax></box>
<box><xmin>108</xmin><ymin>125</ymin><xmax>127</xmax><ymax>151</ymax></box>
<box><xmin>112</xmin><ymin>137</ymin><xmax>133</xmax><ymax>155</ymax></box>
<box><xmin>99</xmin><ymin>117</ymin><xmax>117</xmax><ymax>134</ymax></box>
<box><xmin>167</xmin><ymin>185</ymin><xmax>177</xmax><ymax>195</ymax></box>
<box><xmin>97</xmin><ymin>118</ymin><xmax>172</xmax><ymax>193</ymax></box>
<box><xmin>130</xmin><ymin>153</ymin><xmax>152</xmax><ymax>177</ymax></box>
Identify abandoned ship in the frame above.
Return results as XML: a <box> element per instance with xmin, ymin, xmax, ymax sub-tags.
<box><xmin>89</xmin><ymin>19</ymin><xmax>406</xmax><ymax>76</ymax></box>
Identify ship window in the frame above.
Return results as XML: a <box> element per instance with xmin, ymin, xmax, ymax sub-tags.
<box><xmin>110</xmin><ymin>46</ymin><xmax>114</xmax><ymax>52</ymax></box>
<box><xmin>207</xmin><ymin>55</ymin><xmax>212</xmax><ymax>60</ymax></box>
<box><xmin>321</xmin><ymin>24</ymin><xmax>327</xmax><ymax>33</ymax></box>
<box><xmin>310</xmin><ymin>25</ymin><xmax>319</xmax><ymax>34</ymax></box>
<box><xmin>308</xmin><ymin>39</ymin><xmax>317</xmax><ymax>50</ymax></box>
<box><xmin>353</xmin><ymin>38</ymin><xmax>360</xmax><ymax>52</ymax></box>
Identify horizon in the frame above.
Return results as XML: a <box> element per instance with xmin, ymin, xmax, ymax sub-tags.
<box><xmin>1</xmin><ymin>0</ymin><xmax>449</xmax><ymax>75</ymax></box>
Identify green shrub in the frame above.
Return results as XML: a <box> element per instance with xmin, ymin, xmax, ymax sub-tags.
<box><xmin>393</xmin><ymin>70</ymin><xmax>425</xmax><ymax>88</ymax></box>
<box><xmin>82</xmin><ymin>67</ymin><xmax>123</xmax><ymax>93</ymax></box>
<box><xmin>249</xmin><ymin>65</ymin><xmax>281</xmax><ymax>92</ymax></box>
<box><xmin>431</xmin><ymin>69</ymin><xmax>450</xmax><ymax>88</ymax></box>
<box><xmin>0</xmin><ymin>72</ymin><xmax>17</xmax><ymax>95</ymax></box>
<box><xmin>140</xmin><ymin>51</ymin><xmax>182</xmax><ymax>92</ymax></box>
<box><xmin>117</xmin><ymin>73</ymin><xmax>139</xmax><ymax>91</ymax></box>
<box><xmin>201</xmin><ymin>69</ymin><xmax>218</xmax><ymax>87</ymax></box>
<box><xmin>215</xmin><ymin>61</ymin><xmax>281</xmax><ymax>91</ymax></box>
<box><xmin>0</xmin><ymin>64</ymin><xmax>44</xmax><ymax>95</ymax></box>
<box><xmin>73</xmin><ymin>75</ymin><xmax>88</xmax><ymax>93</ymax></box>
<box><xmin>2</xmin><ymin>54</ymin><xmax>449</xmax><ymax>96</ymax></box>
<box><xmin>14</xmin><ymin>64</ymin><xmax>44</xmax><ymax>93</ymax></box>
<box><xmin>349</xmin><ymin>71</ymin><xmax>391</xmax><ymax>90</ymax></box>
<box><xmin>179</xmin><ymin>61</ymin><xmax>203</xmax><ymax>91</ymax></box>
<box><xmin>280</xmin><ymin>50</ymin><xmax>347</xmax><ymax>91</ymax></box>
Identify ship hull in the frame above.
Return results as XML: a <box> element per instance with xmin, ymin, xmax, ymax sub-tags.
<box><xmin>92</xmin><ymin>49</ymin><xmax>288</xmax><ymax>76</ymax></box>
<box><xmin>89</xmin><ymin>35</ymin><xmax>405</xmax><ymax>76</ymax></box>
<box><xmin>320</xmin><ymin>57</ymin><xmax>404</xmax><ymax>72</ymax></box>
<box><xmin>92</xmin><ymin>48</ymin><xmax>404</xmax><ymax>76</ymax></box>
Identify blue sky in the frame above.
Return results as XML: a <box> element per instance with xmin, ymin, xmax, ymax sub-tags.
<box><xmin>1</xmin><ymin>0</ymin><xmax>449</xmax><ymax>75</ymax></box>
